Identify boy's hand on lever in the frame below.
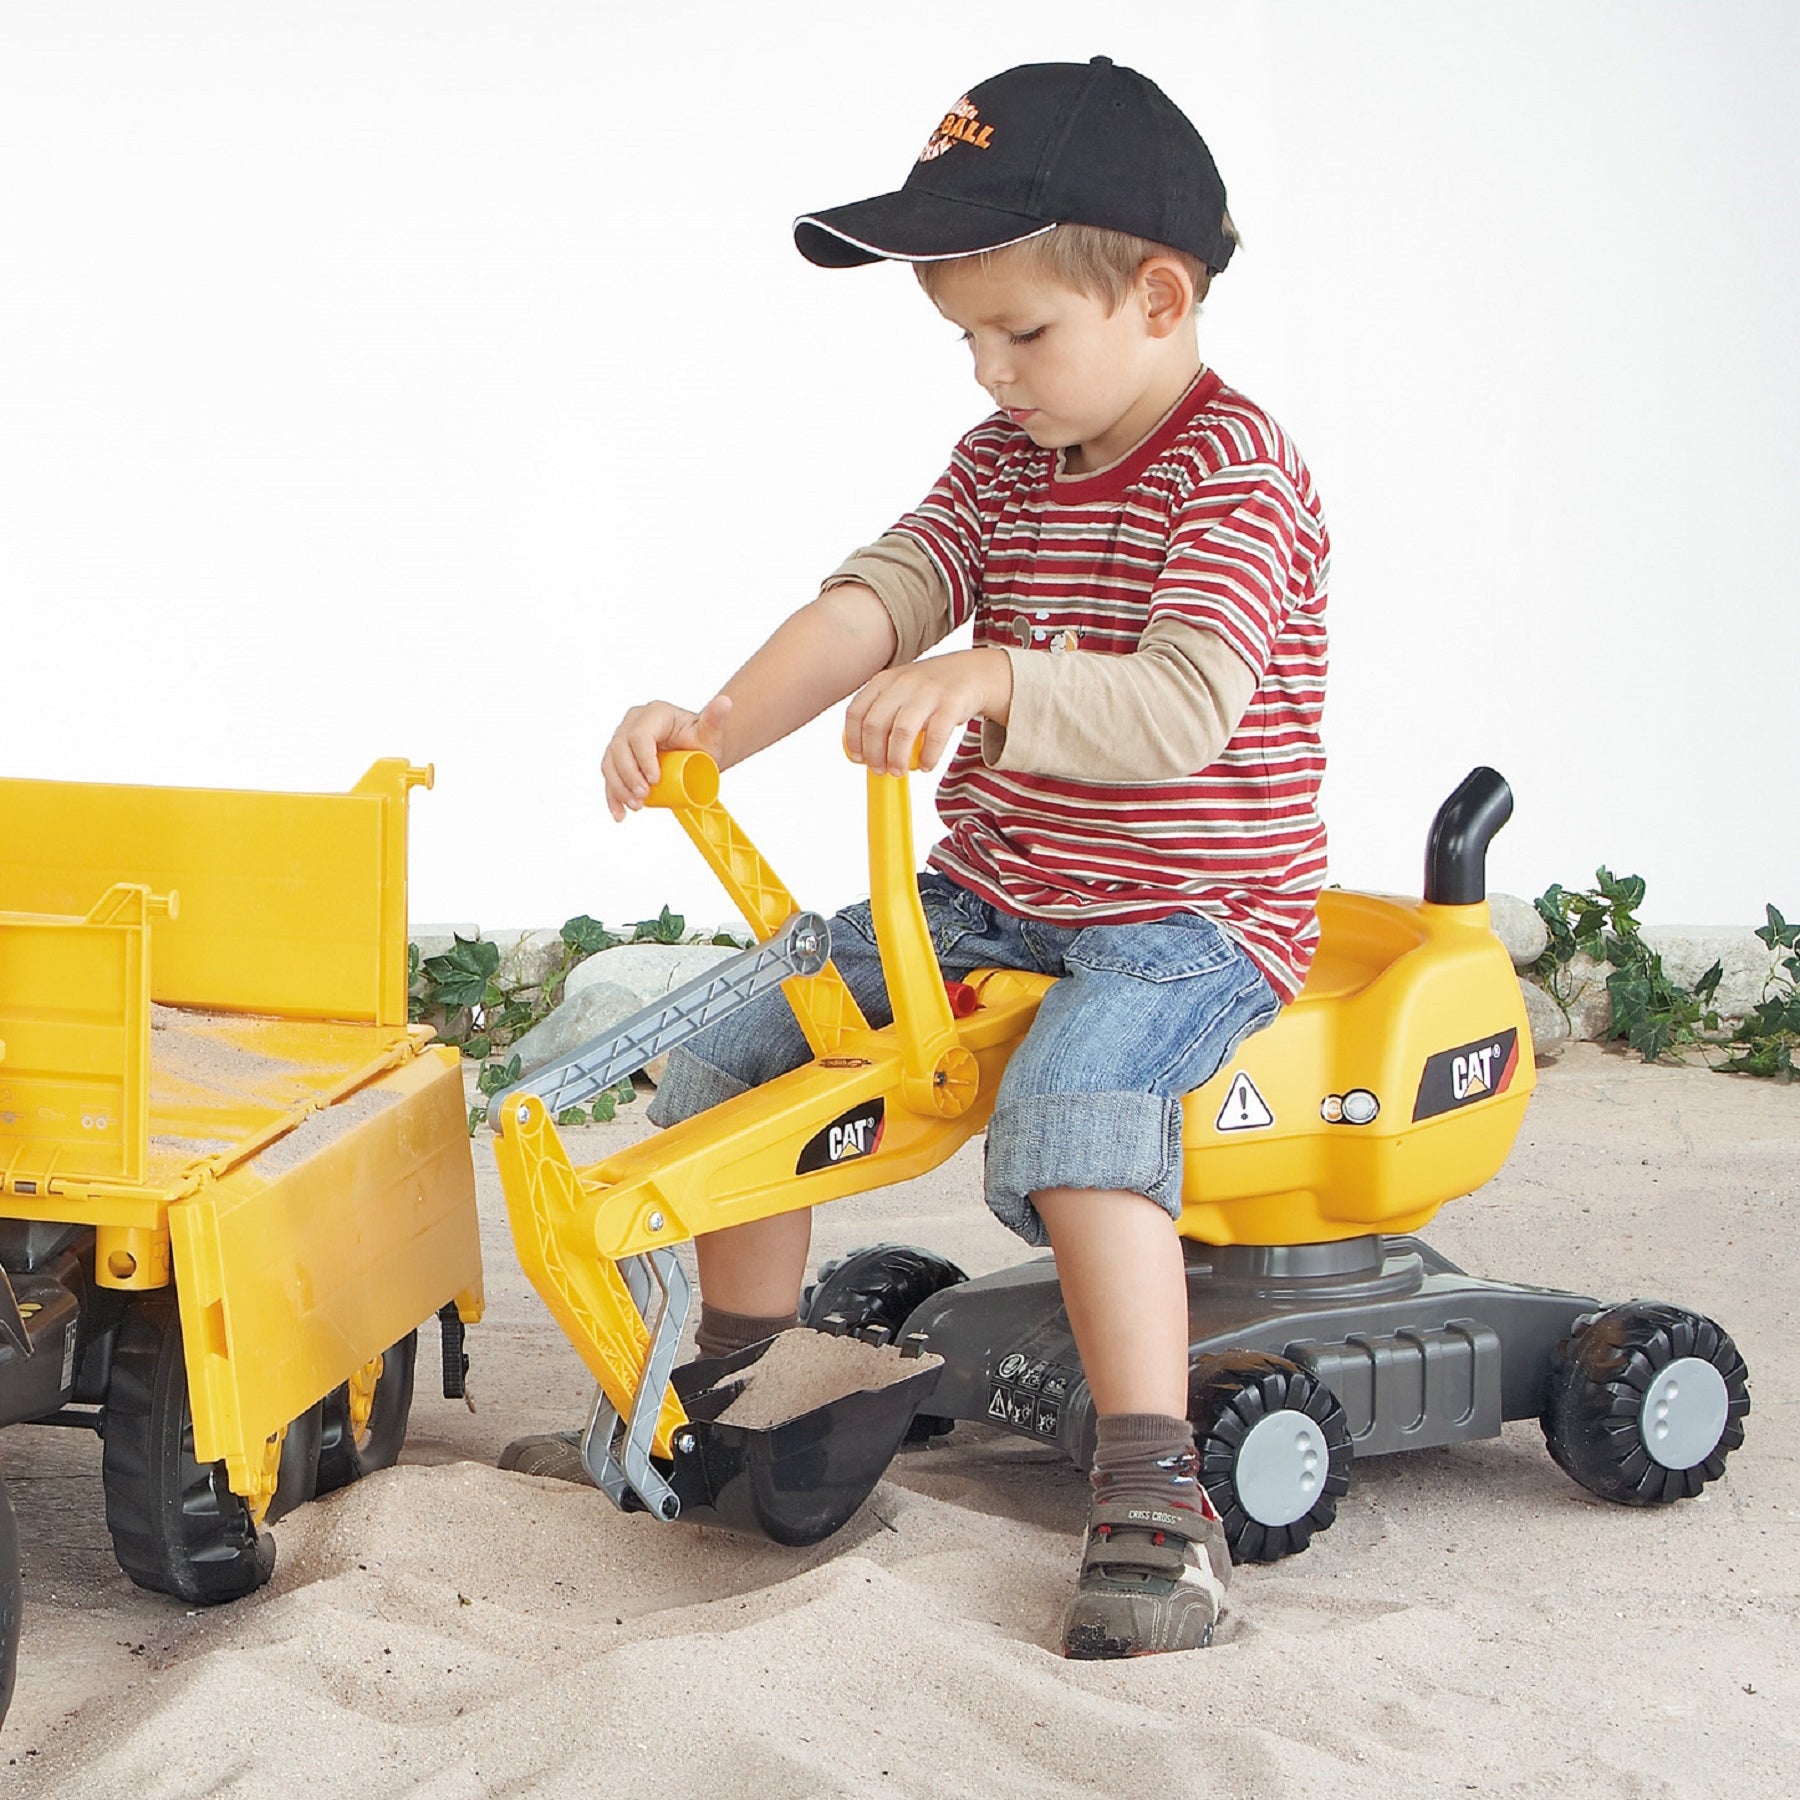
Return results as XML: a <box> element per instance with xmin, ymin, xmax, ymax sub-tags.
<box><xmin>845</xmin><ymin>648</ymin><xmax>1013</xmax><ymax>775</ymax></box>
<box><xmin>602</xmin><ymin>694</ymin><xmax>733</xmax><ymax>821</ymax></box>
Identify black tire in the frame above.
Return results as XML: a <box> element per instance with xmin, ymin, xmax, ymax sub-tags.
<box><xmin>1188</xmin><ymin>1352</ymin><xmax>1353</xmax><ymax>1563</ymax></box>
<box><xmin>101</xmin><ymin>1296</ymin><xmax>277</xmax><ymax>1605</ymax></box>
<box><xmin>802</xmin><ymin>1244</ymin><xmax>967</xmax><ymax>1443</ymax></box>
<box><xmin>1542</xmin><ymin>1301</ymin><xmax>1749</xmax><ymax>1506</ymax></box>
<box><xmin>316</xmin><ymin>1330</ymin><xmax>418</xmax><ymax>1494</ymax></box>
<box><xmin>0</xmin><ymin>1480</ymin><xmax>20</xmax><ymax>1729</ymax></box>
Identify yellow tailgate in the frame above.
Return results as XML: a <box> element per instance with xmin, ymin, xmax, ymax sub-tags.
<box><xmin>167</xmin><ymin>1043</ymin><xmax>483</xmax><ymax>1492</ymax></box>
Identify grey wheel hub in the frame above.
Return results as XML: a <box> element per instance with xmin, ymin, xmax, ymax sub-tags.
<box><xmin>1235</xmin><ymin>1410</ymin><xmax>1329</xmax><ymax>1526</ymax></box>
<box><xmin>1640</xmin><ymin>1356</ymin><xmax>1729</xmax><ymax>1470</ymax></box>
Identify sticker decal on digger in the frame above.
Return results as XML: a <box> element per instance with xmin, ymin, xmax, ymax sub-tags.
<box><xmin>986</xmin><ymin>1356</ymin><xmax>1076</xmax><ymax>1438</ymax></box>
<box><xmin>796</xmin><ymin>1099</ymin><xmax>886</xmax><ymax>1174</ymax></box>
<box><xmin>1412</xmin><ymin>1028</ymin><xmax>1520</xmax><ymax>1121</ymax></box>
<box><xmin>1214</xmin><ymin>1070</ymin><xmax>1275</xmax><ymax>1132</ymax></box>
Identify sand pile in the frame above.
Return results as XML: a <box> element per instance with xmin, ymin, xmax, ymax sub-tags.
<box><xmin>3</xmin><ymin>1047</ymin><xmax>1795</xmax><ymax>1797</ymax></box>
<box><xmin>710</xmin><ymin>1331</ymin><xmax>943</xmax><ymax>1429</ymax></box>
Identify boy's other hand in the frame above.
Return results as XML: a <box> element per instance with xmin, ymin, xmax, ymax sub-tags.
<box><xmin>602</xmin><ymin>694</ymin><xmax>733</xmax><ymax>821</ymax></box>
<box><xmin>844</xmin><ymin>648</ymin><xmax>1012</xmax><ymax>775</ymax></box>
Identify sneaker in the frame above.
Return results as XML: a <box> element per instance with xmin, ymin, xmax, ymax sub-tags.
<box><xmin>498</xmin><ymin>1429</ymin><xmax>593</xmax><ymax>1485</ymax></box>
<box><xmin>1061</xmin><ymin>1493</ymin><xmax>1232</xmax><ymax>1659</ymax></box>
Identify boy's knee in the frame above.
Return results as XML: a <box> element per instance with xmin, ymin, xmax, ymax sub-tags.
<box><xmin>983</xmin><ymin>1089</ymin><xmax>1185</xmax><ymax>1244</ymax></box>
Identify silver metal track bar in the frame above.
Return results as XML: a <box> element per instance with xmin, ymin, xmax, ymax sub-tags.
<box><xmin>487</xmin><ymin>910</ymin><xmax>831</xmax><ymax>1126</ymax></box>
<box><xmin>580</xmin><ymin>1247</ymin><xmax>691</xmax><ymax>1520</ymax></box>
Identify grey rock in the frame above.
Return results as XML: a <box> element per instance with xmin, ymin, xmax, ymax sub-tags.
<box><xmin>1488</xmin><ymin>893</ymin><xmax>1548</xmax><ymax>969</ymax></box>
<box><xmin>1518</xmin><ymin>977</ymin><xmax>1570</xmax><ymax>1055</ymax></box>
<box><xmin>1542</xmin><ymin>951</ymin><xmax>1615</xmax><ymax>1041</ymax></box>
<box><xmin>1640</xmin><ymin>926</ymin><xmax>1789</xmax><ymax>1023</ymax></box>
<box><xmin>563</xmin><ymin>941</ymin><xmax>741</xmax><ymax>1008</ymax></box>
<box><xmin>488</xmin><ymin>927</ymin><xmax>570</xmax><ymax>993</ymax></box>
<box><xmin>508</xmin><ymin>981</ymin><xmax>642</xmax><ymax>1079</ymax></box>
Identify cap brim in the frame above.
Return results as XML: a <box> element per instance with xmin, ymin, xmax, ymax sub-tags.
<box><xmin>794</xmin><ymin>189</ymin><xmax>1056</xmax><ymax>268</ymax></box>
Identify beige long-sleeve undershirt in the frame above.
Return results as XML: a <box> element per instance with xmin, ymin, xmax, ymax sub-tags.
<box><xmin>823</xmin><ymin>533</ymin><xmax>1258</xmax><ymax>783</ymax></box>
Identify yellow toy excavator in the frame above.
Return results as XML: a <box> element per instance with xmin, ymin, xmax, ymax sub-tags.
<box><xmin>491</xmin><ymin>751</ymin><xmax>1749</xmax><ymax>1556</ymax></box>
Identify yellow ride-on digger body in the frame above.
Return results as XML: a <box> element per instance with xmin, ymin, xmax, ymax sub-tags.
<box><xmin>493</xmin><ymin>751</ymin><xmax>1748</xmax><ymax>1556</ymax></box>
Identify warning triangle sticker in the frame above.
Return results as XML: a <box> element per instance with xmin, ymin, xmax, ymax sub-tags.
<box><xmin>1215</xmin><ymin>1071</ymin><xmax>1275</xmax><ymax>1132</ymax></box>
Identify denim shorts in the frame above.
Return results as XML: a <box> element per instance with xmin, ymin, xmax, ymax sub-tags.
<box><xmin>646</xmin><ymin>871</ymin><xmax>1280</xmax><ymax>1247</ymax></box>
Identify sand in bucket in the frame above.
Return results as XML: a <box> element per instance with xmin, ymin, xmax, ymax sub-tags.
<box><xmin>710</xmin><ymin>1331</ymin><xmax>943</xmax><ymax>1430</ymax></box>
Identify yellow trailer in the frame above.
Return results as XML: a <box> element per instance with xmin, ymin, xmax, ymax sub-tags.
<box><xmin>0</xmin><ymin>759</ymin><xmax>482</xmax><ymax>1677</ymax></box>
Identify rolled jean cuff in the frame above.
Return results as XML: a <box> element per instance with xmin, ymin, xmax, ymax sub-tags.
<box><xmin>983</xmin><ymin>1090</ymin><xmax>1184</xmax><ymax>1248</ymax></box>
<box><xmin>644</xmin><ymin>1047</ymin><xmax>751</xmax><ymax>1130</ymax></box>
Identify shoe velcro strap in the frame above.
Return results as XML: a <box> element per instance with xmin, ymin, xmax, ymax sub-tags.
<box><xmin>1088</xmin><ymin>1497</ymin><xmax>1213</xmax><ymax>1543</ymax></box>
<box><xmin>1080</xmin><ymin>1525</ymin><xmax>1188</xmax><ymax>1581</ymax></box>
<box><xmin>1080</xmin><ymin>1498</ymin><xmax>1212</xmax><ymax>1579</ymax></box>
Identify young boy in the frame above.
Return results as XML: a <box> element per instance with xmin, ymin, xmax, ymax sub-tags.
<box><xmin>527</xmin><ymin>57</ymin><xmax>1328</xmax><ymax>1660</ymax></box>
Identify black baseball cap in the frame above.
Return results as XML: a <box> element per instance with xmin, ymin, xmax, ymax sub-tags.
<box><xmin>794</xmin><ymin>57</ymin><xmax>1234</xmax><ymax>274</ymax></box>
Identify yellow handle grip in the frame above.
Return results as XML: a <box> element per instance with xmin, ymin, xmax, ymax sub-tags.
<box><xmin>643</xmin><ymin>751</ymin><xmax>721</xmax><ymax>810</ymax></box>
<box><xmin>859</xmin><ymin>755</ymin><xmax>973</xmax><ymax>1117</ymax></box>
<box><xmin>842</xmin><ymin>735</ymin><xmax>926</xmax><ymax>774</ymax></box>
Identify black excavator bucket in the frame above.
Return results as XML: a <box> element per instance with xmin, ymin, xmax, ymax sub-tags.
<box><xmin>635</xmin><ymin>1333</ymin><xmax>943</xmax><ymax>1547</ymax></box>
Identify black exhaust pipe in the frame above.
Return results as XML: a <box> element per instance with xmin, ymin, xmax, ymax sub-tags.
<box><xmin>1424</xmin><ymin>768</ymin><xmax>1513</xmax><ymax>905</ymax></box>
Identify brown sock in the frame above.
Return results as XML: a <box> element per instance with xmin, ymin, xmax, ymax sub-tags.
<box><xmin>694</xmin><ymin>1302</ymin><xmax>800</xmax><ymax>1360</ymax></box>
<box><xmin>1090</xmin><ymin>1412</ymin><xmax>1213</xmax><ymax>1518</ymax></box>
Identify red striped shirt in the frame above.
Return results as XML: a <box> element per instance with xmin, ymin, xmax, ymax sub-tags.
<box><xmin>891</xmin><ymin>369</ymin><xmax>1329</xmax><ymax>1002</ymax></box>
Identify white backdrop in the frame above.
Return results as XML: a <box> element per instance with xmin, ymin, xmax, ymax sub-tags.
<box><xmin>4</xmin><ymin>2</ymin><xmax>1795</xmax><ymax>931</ymax></box>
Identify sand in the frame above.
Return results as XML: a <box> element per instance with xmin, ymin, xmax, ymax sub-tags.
<box><xmin>2</xmin><ymin>1043</ymin><xmax>1796</xmax><ymax>1797</ymax></box>
<box><xmin>248</xmin><ymin>1085</ymin><xmax>403</xmax><ymax>1176</ymax></box>
<box><xmin>710</xmin><ymin>1332</ymin><xmax>944</xmax><ymax>1429</ymax></box>
<box><xmin>148</xmin><ymin>1005</ymin><xmax>302</xmax><ymax>1094</ymax></box>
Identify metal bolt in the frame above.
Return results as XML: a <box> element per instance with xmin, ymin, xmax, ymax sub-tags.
<box><xmin>674</xmin><ymin>1432</ymin><xmax>696</xmax><ymax>1455</ymax></box>
<box><xmin>647</xmin><ymin>1211</ymin><xmax>665</xmax><ymax>1233</ymax></box>
<box><xmin>516</xmin><ymin>1103</ymin><xmax>530</xmax><ymax>1124</ymax></box>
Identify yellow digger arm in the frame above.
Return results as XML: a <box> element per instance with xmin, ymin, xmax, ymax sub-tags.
<box><xmin>492</xmin><ymin>751</ymin><xmax>1038</xmax><ymax>1507</ymax></box>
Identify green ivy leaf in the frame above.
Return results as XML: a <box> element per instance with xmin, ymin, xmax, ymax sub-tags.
<box><xmin>562</xmin><ymin>914</ymin><xmax>621</xmax><ymax>955</ymax></box>
<box><xmin>590</xmin><ymin>1090</ymin><xmax>618</xmax><ymax>1123</ymax></box>
<box><xmin>423</xmin><ymin>936</ymin><xmax>501</xmax><ymax>1010</ymax></box>
<box><xmin>464</xmin><ymin>1033</ymin><xmax>491</xmax><ymax>1061</ymax></box>
<box><xmin>1596</xmin><ymin>867</ymin><xmax>1647</xmax><ymax>918</ymax></box>
<box><xmin>1694</xmin><ymin>961</ymin><xmax>1724</xmax><ymax>1005</ymax></box>
<box><xmin>467</xmin><ymin>1105</ymin><xmax>484</xmax><ymax>1137</ymax></box>
<box><xmin>631</xmin><ymin>905</ymin><xmax>685</xmax><ymax>945</ymax></box>
<box><xmin>1756</xmin><ymin>903</ymin><xmax>1797</xmax><ymax>953</ymax></box>
<box><xmin>476</xmin><ymin>1053</ymin><xmax>522</xmax><ymax>1097</ymax></box>
<box><xmin>557</xmin><ymin>1106</ymin><xmax>589</xmax><ymax>1127</ymax></box>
